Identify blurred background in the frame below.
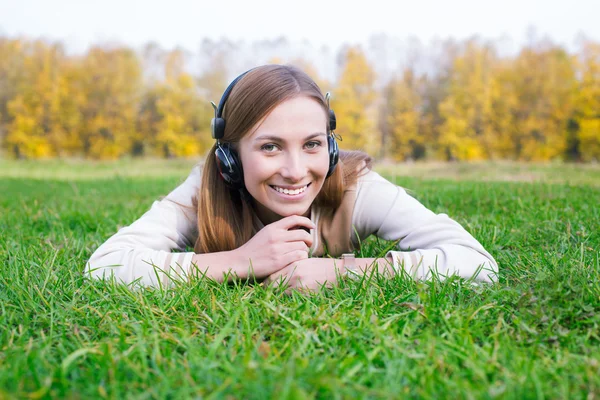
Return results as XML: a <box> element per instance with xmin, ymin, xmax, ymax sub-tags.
<box><xmin>0</xmin><ymin>0</ymin><xmax>599</xmax><ymax>162</ymax></box>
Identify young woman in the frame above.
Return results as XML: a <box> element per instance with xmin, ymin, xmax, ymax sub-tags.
<box><xmin>86</xmin><ymin>65</ymin><xmax>497</xmax><ymax>290</ymax></box>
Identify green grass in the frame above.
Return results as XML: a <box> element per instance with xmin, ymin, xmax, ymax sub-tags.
<box><xmin>1</xmin><ymin>159</ymin><xmax>599</xmax><ymax>399</ymax></box>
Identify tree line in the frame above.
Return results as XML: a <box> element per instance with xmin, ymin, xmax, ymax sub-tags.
<box><xmin>0</xmin><ymin>36</ymin><xmax>598</xmax><ymax>161</ymax></box>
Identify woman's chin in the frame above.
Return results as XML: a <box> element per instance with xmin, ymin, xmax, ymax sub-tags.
<box><xmin>272</xmin><ymin>205</ymin><xmax>311</xmax><ymax>218</ymax></box>
<box><xmin>253</xmin><ymin>194</ymin><xmax>316</xmax><ymax>224</ymax></box>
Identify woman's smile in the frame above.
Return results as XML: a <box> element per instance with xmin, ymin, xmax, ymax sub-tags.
<box><xmin>269</xmin><ymin>183</ymin><xmax>312</xmax><ymax>199</ymax></box>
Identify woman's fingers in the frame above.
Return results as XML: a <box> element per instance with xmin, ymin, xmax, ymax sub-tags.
<box><xmin>280</xmin><ymin>249</ymin><xmax>308</xmax><ymax>266</ymax></box>
<box><xmin>274</xmin><ymin>215</ymin><xmax>315</xmax><ymax>231</ymax></box>
<box><xmin>282</xmin><ymin>229</ymin><xmax>313</xmax><ymax>248</ymax></box>
<box><xmin>281</xmin><ymin>240</ymin><xmax>310</xmax><ymax>254</ymax></box>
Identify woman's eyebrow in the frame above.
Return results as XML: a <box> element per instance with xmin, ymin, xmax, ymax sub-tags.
<box><xmin>254</xmin><ymin>133</ymin><xmax>327</xmax><ymax>142</ymax></box>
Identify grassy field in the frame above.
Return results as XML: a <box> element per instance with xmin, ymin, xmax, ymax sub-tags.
<box><xmin>1</xmin><ymin>159</ymin><xmax>599</xmax><ymax>399</ymax></box>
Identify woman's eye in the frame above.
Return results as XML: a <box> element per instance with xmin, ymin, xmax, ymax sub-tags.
<box><xmin>261</xmin><ymin>144</ymin><xmax>278</xmax><ymax>152</ymax></box>
<box><xmin>305</xmin><ymin>141</ymin><xmax>322</xmax><ymax>150</ymax></box>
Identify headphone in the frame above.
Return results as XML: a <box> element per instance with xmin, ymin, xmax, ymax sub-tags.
<box><xmin>210</xmin><ymin>68</ymin><xmax>340</xmax><ymax>190</ymax></box>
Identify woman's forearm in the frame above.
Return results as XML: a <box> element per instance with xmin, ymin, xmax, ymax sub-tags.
<box><xmin>190</xmin><ymin>251</ymin><xmax>250</xmax><ymax>283</ymax></box>
<box><xmin>353</xmin><ymin>257</ymin><xmax>396</xmax><ymax>277</ymax></box>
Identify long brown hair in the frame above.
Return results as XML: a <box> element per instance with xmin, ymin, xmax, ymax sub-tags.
<box><xmin>195</xmin><ymin>65</ymin><xmax>371</xmax><ymax>254</ymax></box>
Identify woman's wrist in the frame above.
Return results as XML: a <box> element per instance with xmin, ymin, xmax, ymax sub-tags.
<box><xmin>341</xmin><ymin>253</ymin><xmax>360</xmax><ymax>279</ymax></box>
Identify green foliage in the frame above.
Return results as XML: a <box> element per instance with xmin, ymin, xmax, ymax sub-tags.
<box><xmin>1</xmin><ymin>160</ymin><xmax>599</xmax><ymax>398</ymax></box>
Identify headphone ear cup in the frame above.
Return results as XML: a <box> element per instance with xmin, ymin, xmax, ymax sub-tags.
<box><xmin>215</xmin><ymin>143</ymin><xmax>244</xmax><ymax>188</ymax></box>
<box><xmin>211</xmin><ymin>118</ymin><xmax>226</xmax><ymax>139</ymax></box>
<box><xmin>329</xmin><ymin>109</ymin><xmax>336</xmax><ymax>131</ymax></box>
<box><xmin>327</xmin><ymin>134</ymin><xmax>339</xmax><ymax>178</ymax></box>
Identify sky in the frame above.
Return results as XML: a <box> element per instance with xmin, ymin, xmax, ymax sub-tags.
<box><xmin>0</xmin><ymin>0</ymin><xmax>598</xmax><ymax>53</ymax></box>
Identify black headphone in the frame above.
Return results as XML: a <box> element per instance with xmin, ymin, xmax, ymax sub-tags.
<box><xmin>210</xmin><ymin>68</ymin><xmax>340</xmax><ymax>190</ymax></box>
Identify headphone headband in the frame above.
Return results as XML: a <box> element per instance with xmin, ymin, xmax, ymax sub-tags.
<box><xmin>211</xmin><ymin>69</ymin><xmax>255</xmax><ymax>140</ymax></box>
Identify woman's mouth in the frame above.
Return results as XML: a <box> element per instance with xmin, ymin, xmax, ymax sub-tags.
<box><xmin>270</xmin><ymin>183</ymin><xmax>311</xmax><ymax>196</ymax></box>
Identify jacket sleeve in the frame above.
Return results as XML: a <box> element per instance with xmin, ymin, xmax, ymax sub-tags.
<box><xmin>85</xmin><ymin>164</ymin><xmax>201</xmax><ymax>288</ymax></box>
<box><xmin>351</xmin><ymin>170</ymin><xmax>498</xmax><ymax>282</ymax></box>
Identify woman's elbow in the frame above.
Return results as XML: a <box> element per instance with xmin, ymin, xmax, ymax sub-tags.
<box><xmin>472</xmin><ymin>255</ymin><xmax>499</xmax><ymax>283</ymax></box>
<box><xmin>85</xmin><ymin>253</ymin><xmax>116</xmax><ymax>281</ymax></box>
<box><xmin>443</xmin><ymin>245</ymin><xmax>498</xmax><ymax>283</ymax></box>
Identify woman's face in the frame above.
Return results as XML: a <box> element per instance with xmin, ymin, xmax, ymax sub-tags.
<box><xmin>238</xmin><ymin>95</ymin><xmax>330</xmax><ymax>225</ymax></box>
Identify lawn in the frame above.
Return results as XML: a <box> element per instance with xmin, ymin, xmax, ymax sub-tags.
<box><xmin>1</xmin><ymin>159</ymin><xmax>599</xmax><ymax>399</ymax></box>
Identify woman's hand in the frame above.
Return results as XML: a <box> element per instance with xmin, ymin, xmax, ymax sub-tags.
<box><xmin>231</xmin><ymin>215</ymin><xmax>315</xmax><ymax>280</ymax></box>
<box><xmin>263</xmin><ymin>258</ymin><xmax>343</xmax><ymax>291</ymax></box>
<box><xmin>263</xmin><ymin>256</ymin><xmax>395</xmax><ymax>292</ymax></box>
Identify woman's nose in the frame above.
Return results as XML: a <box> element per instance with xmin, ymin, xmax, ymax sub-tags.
<box><xmin>280</xmin><ymin>154</ymin><xmax>307</xmax><ymax>181</ymax></box>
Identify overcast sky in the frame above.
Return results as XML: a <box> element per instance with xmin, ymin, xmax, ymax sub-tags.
<box><xmin>0</xmin><ymin>0</ymin><xmax>597</xmax><ymax>53</ymax></box>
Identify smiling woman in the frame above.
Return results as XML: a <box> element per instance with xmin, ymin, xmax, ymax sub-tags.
<box><xmin>85</xmin><ymin>64</ymin><xmax>498</xmax><ymax>291</ymax></box>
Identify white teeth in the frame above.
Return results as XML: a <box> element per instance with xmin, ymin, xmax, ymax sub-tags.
<box><xmin>273</xmin><ymin>185</ymin><xmax>307</xmax><ymax>195</ymax></box>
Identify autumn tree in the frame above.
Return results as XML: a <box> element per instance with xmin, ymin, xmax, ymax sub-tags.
<box><xmin>4</xmin><ymin>40</ymin><xmax>82</xmax><ymax>158</ymax></box>
<box><xmin>140</xmin><ymin>49</ymin><xmax>211</xmax><ymax>158</ymax></box>
<box><xmin>437</xmin><ymin>40</ymin><xmax>501</xmax><ymax>160</ymax></box>
<box><xmin>0</xmin><ymin>38</ymin><xmax>27</xmax><ymax>154</ymax></box>
<box><xmin>573</xmin><ymin>40</ymin><xmax>600</xmax><ymax>161</ymax></box>
<box><xmin>509</xmin><ymin>43</ymin><xmax>578</xmax><ymax>160</ymax></box>
<box><xmin>380</xmin><ymin>68</ymin><xmax>425</xmax><ymax>160</ymax></box>
<box><xmin>77</xmin><ymin>45</ymin><xmax>143</xmax><ymax>159</ymax></box>
<box><xmin>334</xmin><ymin>46</ymin><xmax>377</xmax><ymax>153</ymax></box>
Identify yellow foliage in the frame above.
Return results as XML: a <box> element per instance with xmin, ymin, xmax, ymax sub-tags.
<box><xmin>578</xmin><ymin>119</ymin><xmax>600</xmax><ymax>162</ymax></box>
<box><xmin>437</xmin><ymin>41</ymin><xmax>497</xmax><ymax>160</ymax></box>
<box><xmin>1</xmin><ymin>36</ymin><xmax>600</xmax><ymax>162</ymax></box>
<box><xmin>334</xmin><ymin>47</ymin><xmax>376</xmax><ymax>153</ymax></box>
<box><xmin>148</xmin><ymin>52</ymin><xmax>212</xmax><ymax>158</ymax></box>
<box><xmin>509</xmin><ymin>46</ymin><xmax>577</xmax><ymax>160</ymax></box>
<box><xmin>383</xmin><ymin>69</ymin><xmax>424</xmax><ymax>160</ymax></box>
<box><xmin>573</xmin><ymin>41</ymin><xmax>600</xmax><ymax>161</ymax></box>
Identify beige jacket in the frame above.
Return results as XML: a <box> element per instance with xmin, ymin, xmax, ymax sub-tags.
<box><xmin>86</xmin><ymin>164</ymin><xmax>498</xmax><ymax>287</ymax></box>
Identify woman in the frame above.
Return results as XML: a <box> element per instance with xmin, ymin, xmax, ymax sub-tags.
<box><xmin>86</xmin><ymin>64</ymin><xmax>497</xmax><ymax>290</ymax></box>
